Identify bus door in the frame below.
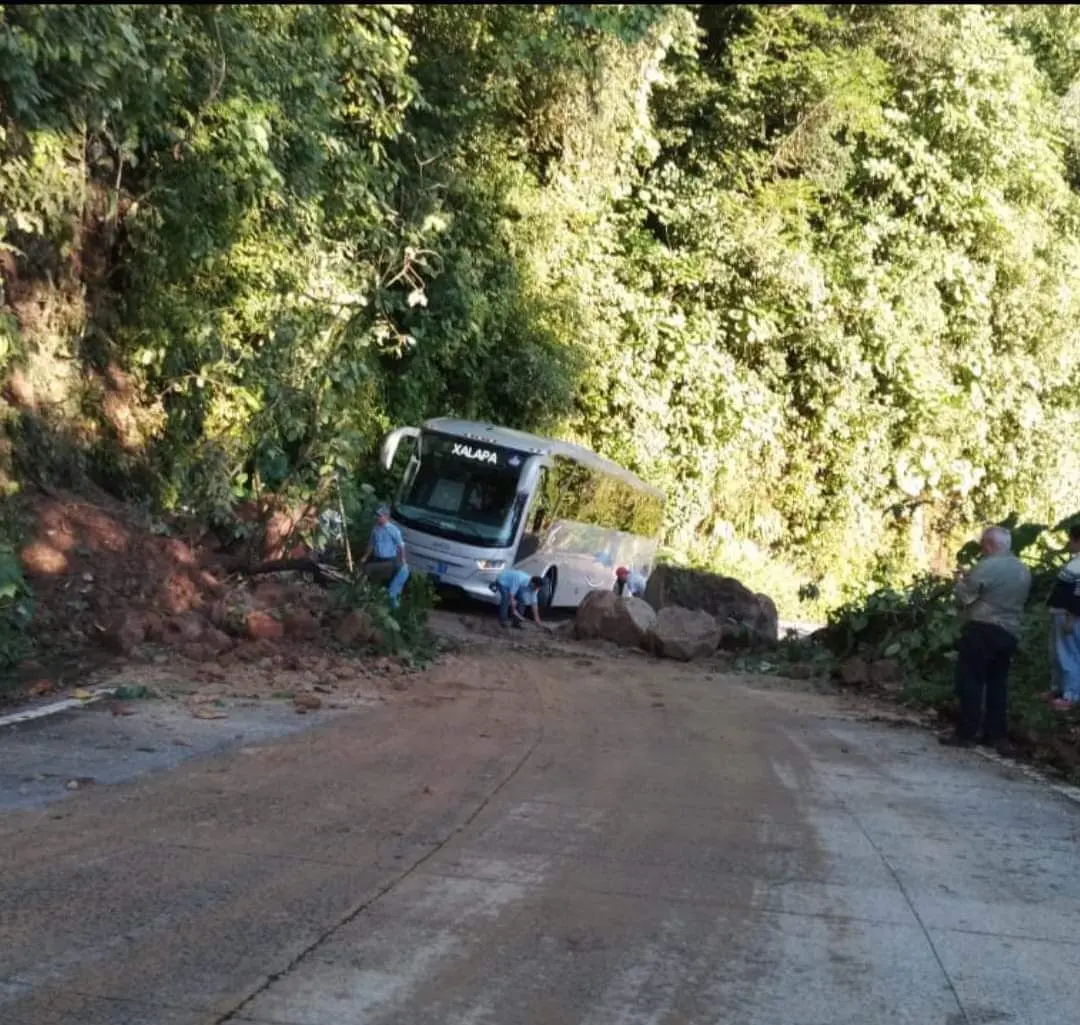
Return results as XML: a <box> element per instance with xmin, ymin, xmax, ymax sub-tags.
<box><xmin>513</xmin><ymin>464</ymin><xmax>553</xmax><ymax>564</ymax></box>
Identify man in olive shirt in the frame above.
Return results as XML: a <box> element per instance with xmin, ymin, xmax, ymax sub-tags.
<box><xmin>943</xmin><ymin>526</ymin><xmax>1032</xmax><ymax>751</ymax></box>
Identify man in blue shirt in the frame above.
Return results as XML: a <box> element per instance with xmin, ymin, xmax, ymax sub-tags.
<box><xmin>362</xmin><ymin>505</ymin><xmax>410</xmax><ymax>609</ymax></box>
<box><xmin>494</xmin><ymin>568</ymin><xmax>544</xmax><ymax>629</ymax></box>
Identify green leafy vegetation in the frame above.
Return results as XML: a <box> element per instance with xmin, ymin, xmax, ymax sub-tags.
<box><xmin>332</xmin><ymin>571</ymin><xmax>439</xmax><ymax>664</ymax></box>
<box><xmin>0</xmin><ymin>541</ymin><xmax>33</xmax><ymax>670</ymax></box>
<box><xmin>3</xmin><ymin>4</ymin><xmax>1080</xmax><ymax>626</ymax></box>
<box><xmin>112</xmin><ymin>683</ymin><xmax>154</xmax><ymax>701</ymax></box>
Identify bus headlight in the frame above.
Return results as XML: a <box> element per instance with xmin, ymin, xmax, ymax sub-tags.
<box><xmin>476</xmin><ymin>559</ymin><xmax>506</xmax><ymax>571</ymax></box>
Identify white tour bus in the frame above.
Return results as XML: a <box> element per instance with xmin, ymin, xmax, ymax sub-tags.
<box><xmin>379</xmin><ymin>418</ymin><xmax>665</xmax><ymax>609</ymax></box>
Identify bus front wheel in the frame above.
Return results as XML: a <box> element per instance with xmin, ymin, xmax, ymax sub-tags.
<box><xmin>540</xmin><ymin>569</ymin><xmax>557</xmax><ymax>611</ymax></box>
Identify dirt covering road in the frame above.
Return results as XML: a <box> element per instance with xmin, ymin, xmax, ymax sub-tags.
<box><xmin>3</xmin><ymin>619</ymin><xmax>1080</xmax><ymax>1025</ymax></box>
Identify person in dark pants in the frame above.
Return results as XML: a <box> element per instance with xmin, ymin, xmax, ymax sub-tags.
<box><xmin>942</xmin><ymin>526</ymin><xmax>1032</xmax><ymax>753</ymax></box>
<box><xmin>493</xmin><ymin>568</ymin><xmax>545</xmax><ymax>629</ymax></box>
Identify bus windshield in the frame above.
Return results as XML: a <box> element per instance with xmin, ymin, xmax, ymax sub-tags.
<box><xmin>393</xmin><ymin>432</ymin><xmax>529</xmax><ymax>548</ymax></box>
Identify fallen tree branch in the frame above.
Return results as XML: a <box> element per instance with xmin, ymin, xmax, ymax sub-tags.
<box><xmin>245</xmin><ymin>556</ymin><xmax>352</xmax><ymax>586</ymax></box>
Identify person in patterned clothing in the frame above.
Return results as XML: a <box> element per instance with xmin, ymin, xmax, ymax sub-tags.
<box><xmin>1045</xmin><ymin>524</ymin><xmax>1080</xmax><ymax>711</ymax></box>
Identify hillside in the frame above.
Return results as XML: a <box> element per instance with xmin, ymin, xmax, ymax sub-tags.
<box><xmin>4</xmin><ymin>4</ymin><xmax>1080</xmax><ymax>631</ymax></box>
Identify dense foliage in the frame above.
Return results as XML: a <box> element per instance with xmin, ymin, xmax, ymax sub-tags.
<box><xmin>332</xmin><ymin>571</ymin><xmax>439</xmax><ymax>665</ymax></box>
<box><xmin>4</xmin><ymin>4</ymin><xmax>1080</xmax><ymax>618</ymax></box>
<box><xmin>0</xmin><ymin>541</ymin><xmax>33</xmax><ymax>670</ymax></box>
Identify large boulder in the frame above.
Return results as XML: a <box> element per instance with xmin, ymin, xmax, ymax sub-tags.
<box><xmin>644</xmin><ymin>565</ymin><xmax>778</xmax><ymax>647</ymax></box>
<box><xmin>607</xmin><ymin>597</ymin><xmax>657</xmax><ymax>649</ymax></box>
<box><xmin>574</xmin><ymin>590</ymin><xmax>619</xmax><ymax>641</ymax></box>
<box><xmin>748</xmin><ymin>593</ymin><xmax>779</xmax><ymax>644</ymax></box>
<box><xmin>573</xmin><ymin>590</ymin><xmax>657</xmax><ymax>650</ymax></box>
<box><xmin>648</xmin><ymin>605</ymin><xmax>721</xmax><ymax>662</ymax></box>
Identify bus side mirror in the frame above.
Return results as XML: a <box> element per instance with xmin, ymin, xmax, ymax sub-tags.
<box><xmin>379</xmin><ymin>427</ymin><xmax>419</xmax><ymax>471</ymax></box>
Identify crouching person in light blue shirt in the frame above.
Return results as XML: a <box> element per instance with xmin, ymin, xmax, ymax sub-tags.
<box><xmin>362</xmin><ymin>505</ymin><xmax>410</xmax><ymax>609</ymax></box>
<box><xmin>494</xmin><ymin>568</ymin><xmax>544</xmax><ymax>629</ymax></box>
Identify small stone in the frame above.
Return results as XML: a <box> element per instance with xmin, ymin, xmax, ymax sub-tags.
<box><xmin>180</xmin><ymin>642</ymin><xmax>218</xmax><ymax>663</ymax></box>
<box><xmin>252</xmin><ymin>580</ymin><xmax>290</xmax><ymax>609</ymax></box>
<box><xmin>202</xmin><ymin>626</ymin><xmax>233</xmax><ymax>654</ymax></box>
<box><xmin>245</xmin><ymin>611</ymin><xmax>284</xmax><ymax>643</ymax></box>
<box><xmin>334</xmin><ymin>610</ymin><xmax>382</xmax><ymax>647</ymax></box>
<box><xmin>284</xmin><ymin>609</ymin><xmax>321</xmax><ymax>641</ymax></box>
<box><xmin>191</xmin><ymin>707</ymin><xmax>228</xmax><ymax>720</ymax></box>
<box><xmin>161</xmin><ymin>614</ymin><xmax>205</xmax><ymax>646</ymax></box>
<box><xmin>869</xmin><ymin>658</ymin><xmax>903</xmax><ymax>687</ymax></box>
<box><xmin>839</xmin><ymin>656</ymin><xmax>870</xmax><ymax>687</ymax></box>
<box><xmin>99</xmin><ymin>611</ymin><xmax>146</xmax><ymax>656</ymax></box>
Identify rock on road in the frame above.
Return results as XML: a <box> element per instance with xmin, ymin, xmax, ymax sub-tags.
<box><xmin>2</xmin><ymin>648</ymin><xmax>1080</xmax><ymax>1024</ymax></box>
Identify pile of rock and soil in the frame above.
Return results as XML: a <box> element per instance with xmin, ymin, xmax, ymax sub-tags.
<box><xmin>573</xmin><ymin>565</ymin><xmax>779</xmax><ymax>662</ymax></box>
<box><xmin>6</xmin><ymin>487</ymin><xmax>413</xmax><ymax>708</ymax></box>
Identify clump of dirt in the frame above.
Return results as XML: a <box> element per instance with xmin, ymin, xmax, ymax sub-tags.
<box><xmin>20</xmin><ymin>489</ymin><xmax>221</xmax><ymax>631</ymax></box>
<box><xmin>8</xmin><ymin>487</ymin><xmax>411</xmax><ymax>705</ymax></box>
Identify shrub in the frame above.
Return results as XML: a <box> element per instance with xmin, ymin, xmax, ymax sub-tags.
<box><xmin>0</xmin><ymin>542</ymin><xmax>33</xmax><ymax>671</ymax></box>
<box><xmin>332</xmin><ymin>566</ymin><xmax>439</xmax><ymax>665</ymax></box>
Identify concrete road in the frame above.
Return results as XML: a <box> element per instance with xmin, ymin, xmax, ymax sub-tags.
<box><xmin>2</xmin><ymin>650</ymin><xmax>1080</xmax><ymax>1025</ymax></box>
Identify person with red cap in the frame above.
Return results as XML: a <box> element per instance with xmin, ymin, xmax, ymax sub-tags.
<box><xmin>614</xmin><ymin>566</ymin><xmax>647</xmax><ymax>599</ymax></box>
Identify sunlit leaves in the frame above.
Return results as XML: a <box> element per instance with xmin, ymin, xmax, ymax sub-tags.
<box><xmin>4</xmin><ymin>3</ymin><xmax>1080</xmax><ymax>618</ymax></box>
